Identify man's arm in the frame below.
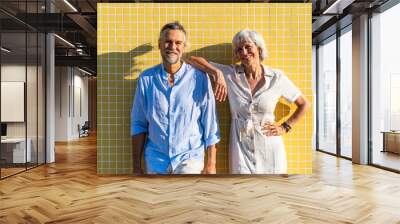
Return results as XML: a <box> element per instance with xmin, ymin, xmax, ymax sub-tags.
<box><xmin>132</xmin><ymin>134</ymin><xmax>146</xmax><ymax>175</ymax></box>
<box><xmin>202</xmin><ymin>144</ymin><xmax>217</xmax><ymax>174</ymax></box>
<box><xmin>200</xmin><ymin>72</ymin><xmax>220</xmax><ymax>174</ymax></box>
<box><xmin>131</xmin><ymin>77</ymin><xmax>148</xmax><ymax>175</ymax></box>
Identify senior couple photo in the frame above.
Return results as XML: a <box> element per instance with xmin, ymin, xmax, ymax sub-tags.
<box><xmin>130</xmin><ymin>21</ymin><xmax>311</xmax><ymax>175</ymax></box>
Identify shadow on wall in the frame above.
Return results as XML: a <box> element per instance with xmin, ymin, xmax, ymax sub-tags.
<box><xmin>98</xmin><ymin>43</ymin><xmax>154</xmax><ymax>81</ymax></box>
<box><xmin>97</xmin><ymin>42</ymin><xmax>292</xmax><ymax>174</ymax></box>
<box><xmin>185</xmin><ymin>43</ymin><xmax>234</xmax><ymax>65</ymax></box>
<box><xmin>96</xmin><ymin>43</ymin><xmax>154</xmax><ymax>173</ymax></box>
<box><xmin>99</xmin><ymin>43</ymin><xmax>235</xmax><ymax>81</ymax></box>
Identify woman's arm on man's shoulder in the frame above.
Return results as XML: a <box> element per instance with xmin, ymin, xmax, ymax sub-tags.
<box><xmin>186</xmin><ymin>56</ymin><xmax>227</xmax><ymax>102</ymax></box>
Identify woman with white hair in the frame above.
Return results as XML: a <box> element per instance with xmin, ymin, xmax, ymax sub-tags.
<box><xmin>188</xmin><ymin>29</ymin><xmax>310</xmax><ymax>174</ymax></box>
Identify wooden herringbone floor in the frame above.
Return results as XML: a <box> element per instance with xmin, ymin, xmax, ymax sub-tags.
<box><xmin>1</xmin><ymin>135</ymin><xmax>400</xmax><ymax>224</ymax></box>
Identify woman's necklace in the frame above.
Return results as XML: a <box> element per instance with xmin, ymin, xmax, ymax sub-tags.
<box><xmin>246</xmin><ymin>66</ymin><xmax>264</xmax><ymax>95</ymax></box>
<box><xmin>247</xmin><ymin>66</ymin><xmax>263</xmax><ymax>82</ymax></box>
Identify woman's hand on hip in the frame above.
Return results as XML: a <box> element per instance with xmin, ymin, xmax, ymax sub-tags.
<box><xmin>262</xmin><ymin>123</ymin><xmax>286</xmax><ymax>136</ymax></box>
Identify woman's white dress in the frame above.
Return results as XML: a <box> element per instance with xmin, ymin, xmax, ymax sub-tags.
<box><xmin>211</xmin><ymin>63</ymin><xmax>301</xmax><ymax>174</ymax></box>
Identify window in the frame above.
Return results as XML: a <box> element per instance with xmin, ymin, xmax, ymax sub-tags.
<box><xmin>339</xmin><ymin>28</ymin><xmax>352</xmax><ymax>158</ymax></box>
<box><xmin>0</xmin><ymin>1</ymin><xmax>47</xmax><ymax>179</ymax></box>
<box><xmin>317</xmin><ymin>36</ymin><xmax>337</xmax><ymax>154</ymax></box>
<box><xmin>371</xmin><ymin>3</ymin><xmax>400</xmax><ymax>171</ymax></box>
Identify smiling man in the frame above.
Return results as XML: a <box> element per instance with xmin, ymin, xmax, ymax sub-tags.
<box><xmin>131</xmin><ymin>22</ymin><xmax>220</xmax><ymax>174</ymax></box>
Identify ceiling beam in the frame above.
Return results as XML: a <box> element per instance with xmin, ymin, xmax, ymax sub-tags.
<box><xmin>55</xmin><ymin>55</ymin><xmax>96</xmax><ymax>72</ymax></box>
<box><xmin>66</xmin><ymin>13</ymin><xmax>97</xmax><ymax>46</ymax></box>
<box><xmin>322</xmin><ymin>0</ymin><xmax>356</xmax><ymax>14</ymax></box>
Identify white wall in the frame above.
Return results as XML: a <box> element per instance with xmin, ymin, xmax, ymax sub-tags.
<box><xmin>55</xmin><ymin>66</ymin><xmax>69</xmax><ymax>141</ymax></box>
<box><xmin>55</xmin><ymin>67</ymin><xmax>89</xmax><ymax>141</ymax></box>
<box><xmin>1</xmin><ymin>65</ymin><xmax>26</xmax><ymax>139</ymax></box>
<box><xmin>0</xmin><ymin>65</ymin><xmax>41</xmax><ymax>137</ymax></box>
<box><xmin>73</xmin><ymin>73</ymin><xmax>89</xmax><ymax>137</ymax></box>
<box><xmin>1</xmin><ymin>63</ymin><xmax>46</xmax><ymax>163</ymax></box>
<box><xmin>1</xmin><ymin>65</ymin><xmax>26</xmax><ymax>82</ymax></box>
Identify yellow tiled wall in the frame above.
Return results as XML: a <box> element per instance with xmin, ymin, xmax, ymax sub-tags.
<box><xmin>98</xmin><ymin>3</ymin><xmax>313</xmax><ymax>174</ymax></box>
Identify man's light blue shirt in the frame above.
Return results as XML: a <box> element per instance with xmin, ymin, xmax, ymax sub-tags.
<box><xmin>131</xmin><ymin>62</ymin><xmax>220</xmax><ymax>173</ymax></box>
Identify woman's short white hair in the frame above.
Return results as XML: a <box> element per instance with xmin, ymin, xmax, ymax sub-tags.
<box><xmin>232</xmin><ymin>29</ymin><xmax>268</xmax><ymax>61</ymax></box>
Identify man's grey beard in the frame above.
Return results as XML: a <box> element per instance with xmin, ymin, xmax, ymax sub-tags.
<box><xmin>165</xmin><ymin>57</ymin><xmax>179</xmax><ymax>65</ymax></box>
<box><xmin>164</xmin><ymin>55</ymin><xmax>180</xmax><ymax>65</ymax></box>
